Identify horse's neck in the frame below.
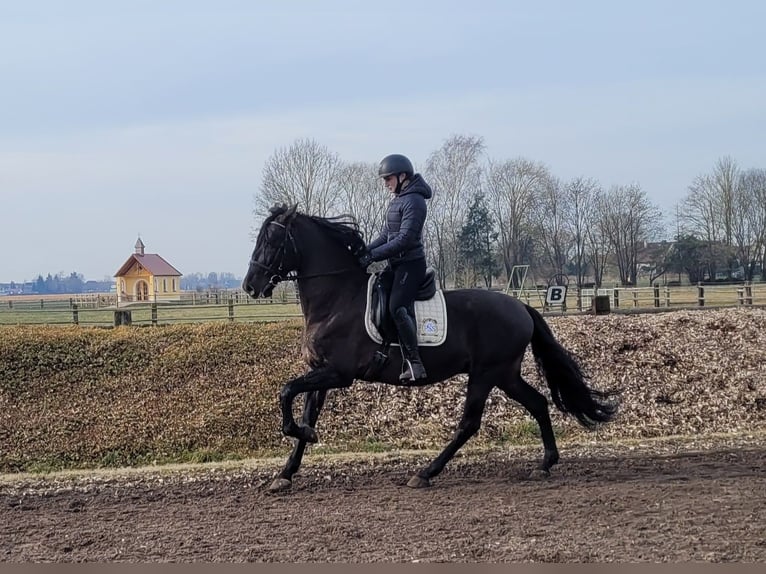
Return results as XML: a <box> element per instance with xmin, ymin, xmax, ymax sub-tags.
<box><xmin>296</xmin><ymin>271</ymin><xmax>367</xmax><ymax>323</ymax></box>
<box><xmin>293</xmin><ymin>227</ymin><xmax>367</xmax><ymax>323</ymax></box>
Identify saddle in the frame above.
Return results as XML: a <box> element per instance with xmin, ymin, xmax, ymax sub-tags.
<box><xmin>364</xmin><ymin>268</ymin><xmax>447</xmax><ymax>347</ymax></box>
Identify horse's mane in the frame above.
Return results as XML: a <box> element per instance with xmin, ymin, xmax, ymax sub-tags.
<box><xmin>267</xmin><ymin>204</ymin><xmax>366</xmax><ymax>255</ymax></box>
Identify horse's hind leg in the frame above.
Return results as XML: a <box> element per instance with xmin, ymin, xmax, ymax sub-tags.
<box><xmin>269</xmin><ymin>389</ymin><xmax>328</xmax><ymax>492</ymax></box>
<box><xmin>497</xmin><ymin>370</ymin><xmax>559</xmax><ymax>478</ymax></box>
<box><xmin>407</xmin><ymin>375</ymin><xmax>494</xmax><ymax>489</ymax></box>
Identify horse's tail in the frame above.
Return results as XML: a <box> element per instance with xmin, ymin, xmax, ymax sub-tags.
<box><xmin>525</xmin><ymin>304</ymin><xmax>619</xmax><ymax>428</ymax></box>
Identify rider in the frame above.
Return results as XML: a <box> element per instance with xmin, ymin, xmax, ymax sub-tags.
<box><xmin>357</xmin><ymin>154</ymin><xmax>433</xmax><ymax>382</ymax></box>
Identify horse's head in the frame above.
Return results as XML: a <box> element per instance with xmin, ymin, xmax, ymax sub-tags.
<box><xmin>242</xmin><ymin>203</ymin><xmax>300</xmax><ymax>298</ymax></box>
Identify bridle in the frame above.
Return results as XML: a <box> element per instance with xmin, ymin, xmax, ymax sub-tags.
<box><xmin>249</xmin><ymin>221</ymin><xmax>298</xmax><ymax>288</ymax></box>
<box><xmin>249</xmin><ymin>219</ymin><xmax>356</xmax><ymax>288</ymax></box>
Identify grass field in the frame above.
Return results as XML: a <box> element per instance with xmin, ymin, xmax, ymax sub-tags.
<box><xmin>1</xmin><ymin>282</ymin><xmax>764</xmax><ymax>326</ymax></box>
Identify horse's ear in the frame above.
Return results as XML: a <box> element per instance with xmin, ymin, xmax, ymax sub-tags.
<box><xmin>286</xmin><ymin>203</ymin><xmax>299</xmax><ymax>217</ymax></box>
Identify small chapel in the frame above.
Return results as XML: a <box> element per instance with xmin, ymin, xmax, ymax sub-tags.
<box><xmin>113</xmin><ymin>238</ymin><xmax>183</xmax><ymax>304</ymax></box>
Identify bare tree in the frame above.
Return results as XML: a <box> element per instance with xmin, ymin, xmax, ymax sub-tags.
<box><xmin>485</xmin><ymin>158</ymin><xmax>550</xmax><ymax>282</ymax></box>
<box><xmin>424</xmin><ymin>134</ymin><xmax>485</xmax><ymax>287</ymax></box>
<box><xmin>254</xmin><ymin>139</ymin><xmax>341</xmax><ymax>226</ymax></box>
<box><xmin>733</xmin><ymin>168</ymin><xmax>766</xmax><ymax>280</ymax></box>
<box><xmin>682</xmin><ymin>173</ymin><xmax>720</xmax><ymax>239</ymax></box>
<box><xmin>598</xmin><ymin>183</ymin><xmax>663</xmax><ymax>285</ymax></box>
<box><xmin>563</xmin><ymin>177</ymin><xmax>601</xmax><ymax>287</ymax></box>
<box><xmin>335</xmin><ymin>161</ymin><xmax>389</xmax><ymax>243</ymax></box>
<box><xmin>585</xmin><ymin>189</ymin><xmax>611</xmax><ymax>288</ymax></box>
<box><xmin>681</xmin><ymin>156</ymin><xmax>740</xmax><ymax>278</ymax></box>
<box><xmin>533</xmin><ymin>176</ymin><xmax>572</xmax><ymax>282</ymax></box>
<box><xmin>713</xmin><ymin>156</ymin><xmax>738</xmax><ymax>247</ymax></box>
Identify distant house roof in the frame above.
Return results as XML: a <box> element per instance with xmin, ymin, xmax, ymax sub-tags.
<box><xmin>114</xmin><ymin>254</ymin><xmax>182</xmax><ymax>278</ymax></box>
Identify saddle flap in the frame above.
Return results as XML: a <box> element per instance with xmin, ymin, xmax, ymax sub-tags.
<box><xmin>372</xmin><ymin>275</ymin><xmax>390</xmax><ymax>333</ymax></box>
<box><xmin>365</xmin><ymin>271</ymin><xmax>447</xmax><ymax>347</ymax></box>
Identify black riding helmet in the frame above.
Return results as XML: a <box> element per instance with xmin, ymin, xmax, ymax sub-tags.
<box><xmin>378</xmin><ymin>154</ymin><xmax>414</xmax><ymax>179</ymax></box>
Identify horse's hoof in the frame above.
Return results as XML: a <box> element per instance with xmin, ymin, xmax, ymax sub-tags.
<box><xmin>528</xmin><ymin>468</ymin><xmax>551</xmax><ymax>480</ymax></box>
<box><xmin>269</xmin><ymin>478</ymin><xmax>292</xmax><ymax>492</ymax></box>
<box><xmin>407</xmin><ymin>475</ymin><xmax>431</xmax><ymax>489</ymax></box>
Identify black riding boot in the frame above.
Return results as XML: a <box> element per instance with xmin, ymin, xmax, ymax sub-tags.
<box><xmin>393</xmin><ymin>306</ymin><xmax>428</xmax><ymax>382</ymax></box>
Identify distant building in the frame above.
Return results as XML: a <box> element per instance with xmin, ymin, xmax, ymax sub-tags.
<box><xmin>114</xmin><ymin>238</ymin><xmax>183</xmax><ymax>304</ymax></box>
<box><xmin>83</xmin><ymin>280</ymin><xmax>115</xmax><ymax>293</ymax></box>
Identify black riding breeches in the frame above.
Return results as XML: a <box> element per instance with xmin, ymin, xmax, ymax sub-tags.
<box><xmin>388</xmin><ymin>257</ymin><xmax>427</xmax><ymax>317</ymax></box>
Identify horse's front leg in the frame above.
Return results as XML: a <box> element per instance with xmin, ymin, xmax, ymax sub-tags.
<box><xmin>280</xmin><ymin>367</ymin><xmax>350</xmax><ymax>443</ymax></box>
<box><xmin>270</xmin><ymin>389</ymin><xmax>328</xmax><ymax>493</ymax></box>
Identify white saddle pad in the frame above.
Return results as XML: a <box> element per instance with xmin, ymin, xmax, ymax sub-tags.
<box><xmin>364</xmin><ymin>273</ymin><xmax>448</xmax><ymax>347</ymax></box>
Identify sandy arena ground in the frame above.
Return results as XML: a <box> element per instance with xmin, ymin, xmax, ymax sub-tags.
<box><xmin>2</xmin><ymin>434</ymin><xmax>765</xmax><ymax>562</ymax></box>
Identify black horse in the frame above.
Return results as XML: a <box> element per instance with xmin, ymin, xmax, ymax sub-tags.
<box><xmin>242</xmin><ymin>204</ymin><xmax>618</xmax><ymax>491</ymax></box>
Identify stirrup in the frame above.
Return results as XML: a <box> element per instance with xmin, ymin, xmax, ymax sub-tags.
<box><xmin>399</xmin><ymin>359</ymin><xmax>427</xmax><ymax>382</ymax></box>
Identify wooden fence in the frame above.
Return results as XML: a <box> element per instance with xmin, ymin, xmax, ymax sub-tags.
<box><xmin>541</xmin><ymin>281</ymin><xmax>764</xmax><ymax>313</ymax></box>
<box><xmin>1</xmin><ymin>282</ymin><xmax>764</xmax><ymax>327</ymax></box>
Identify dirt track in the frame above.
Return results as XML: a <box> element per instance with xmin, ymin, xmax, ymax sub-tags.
<box><xmin>2</xmin><ymin>435</ymin><xmax>765</xmax><ymax>563</ymax></box>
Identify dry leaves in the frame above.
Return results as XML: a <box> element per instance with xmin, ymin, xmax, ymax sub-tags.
<box><xmin>1</xmin><ymin>308</ymin><xmax>765</xmax><ymax>472</ymax></box>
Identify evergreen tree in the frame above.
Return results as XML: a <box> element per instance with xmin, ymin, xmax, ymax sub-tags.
<box><xmin>458</xmin><ymin>194</ymin><xmax>500</xmax><ymax>288</ymax></box>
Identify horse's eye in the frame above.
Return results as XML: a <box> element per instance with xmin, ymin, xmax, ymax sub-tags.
<box><xmin>266</xmin><ymin>227</ymin><xmax>284</xmax><ymax>246</ymax></box>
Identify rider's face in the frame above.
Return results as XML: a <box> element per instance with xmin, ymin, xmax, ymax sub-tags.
<box><xmin>382</xmin><ymin>174</ymin><xmax>400</xmax><ymax>193</ymax></box>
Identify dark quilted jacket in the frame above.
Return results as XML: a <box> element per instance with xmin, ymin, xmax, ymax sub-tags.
<box><xmin>367</xmin><ymin>173</ymin><xmax>433</xmax><ymax>264</ymax></box>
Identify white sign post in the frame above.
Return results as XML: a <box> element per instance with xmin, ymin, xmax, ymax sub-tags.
<box><xmin>545</xmin><ymin>285</ymin><xmax>567</xmax><ymax>306</ymax></box>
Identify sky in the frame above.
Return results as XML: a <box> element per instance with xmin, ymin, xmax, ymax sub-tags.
<box><xmin>1</xmin><ymin>0</ymin><xmax>764</xmax><ymax>283</ymax></box>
